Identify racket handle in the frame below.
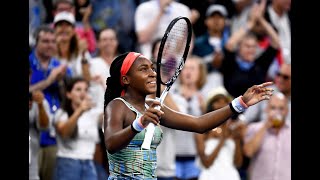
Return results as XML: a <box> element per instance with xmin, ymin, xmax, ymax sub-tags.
<box><xmin>141</xmin><ymin>123</ymin><xmax>156</xmax><ymax>150</ymax></box>
<box><xmin>141</xmin><ymin>97</ymin><xmax>161</xmax><ymax>150</ymax></box>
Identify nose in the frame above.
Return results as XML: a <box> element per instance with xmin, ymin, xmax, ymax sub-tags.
<box><xmin>149</xmin><ymin>69</ymin><xmax>157</xmax><ymax>77</ymax></box>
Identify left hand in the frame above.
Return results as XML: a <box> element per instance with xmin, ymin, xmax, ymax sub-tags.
<box><xmin>242</xmin><ymin>82</ymin><xmax>274</xmax><ymax>106</ymax></box>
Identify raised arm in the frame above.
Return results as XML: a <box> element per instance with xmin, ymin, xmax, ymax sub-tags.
<box><xmin>135</xmin><ymin>0</ymin><xmax>170</xmax><ymax>44</ymax></box>
<box><xmin>29</xmin><ymin>64</ymin><xmax>67</xmax><ymax>92</ymax></box>
<box><xmin>33</xmin><ymin>91</ymin><xmax>50</xmax><ymax>129</ymax></box>
<box><xmin>243</xmin><ymin>120</ymin><xmax>272</xmax><ymax>158</ymax></box>
<box><xmin>55</xmin><ymin>96</ymin><xmax>93</xmax><ymax>138</ymax></box>
<box><xmin>160</xmin><ymin>82</ymin><xmax>273</xmax><ymax>133</ymax></box>
<box><xmin>256</xmin><ymin>0</ymin><xmax>280</xmax><ymax>49</ymax></box>
<box><xmin>225</xmin><ymin>2</ymin><xmax>261</xmax><ymax>52</ymax></box>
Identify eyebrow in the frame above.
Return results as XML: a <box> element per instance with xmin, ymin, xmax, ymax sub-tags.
<box><xmin>138</xmin><ymin>63</ymin><xmax>153</xmax><ymax>68</ymax></box>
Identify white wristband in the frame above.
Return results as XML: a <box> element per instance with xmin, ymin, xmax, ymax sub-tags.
<box><xmin>132</xmin><ymin>117</ymin><xmax>145</xmax><ymax>132</ymax></box>
<box><xmin>231</xmin><ymin>96</ymin><xmax>248</xmax><ymax>113</ymax></box>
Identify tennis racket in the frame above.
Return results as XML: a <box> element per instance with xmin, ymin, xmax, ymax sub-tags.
<box><xmin>141</xmin><ymin>16</ymin><xmax>192</xmax><ymax>150</ymax></box>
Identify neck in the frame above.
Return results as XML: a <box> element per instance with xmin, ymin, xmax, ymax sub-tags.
<box><xmin>272</xmin><ymin>4</ymin><xmax>285</xmax><ymax>17</ymax></box>
<box><xmin>181</xmin><ymin>84</ymin><xmax>197</xmax><ymax>99</ymax></box>
<box><xmin>71</xmin><ymin>102</ymin><xmax>80</xmax><ymax>111</ymax></box>
<box><xmin>209</xmin><ymin>30</ymin><xmax>222</xmax><ymax>37</ymax></box>
<box><xmin>122</xmin><ymin>92</ymin><xmax>147</xmax><ymax>112</ymax></box>
<box><xmin>35</xmin><ymin>50</ymin><xmax>50</xmax><ymax>69</ymax></box>
<box><xmin>59</xmin><ymin>42</ymin><xmax>70</xmax><ymax>59</ymax></box>
<box><xmin>100</xmin><ymin>51</ymin><xmax>116</xmax><ymax>65</ymax></box>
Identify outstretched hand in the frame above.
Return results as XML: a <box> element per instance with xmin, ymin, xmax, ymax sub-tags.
<box><xmin>242</xmin><ymin>82</ymin><xmax>274</xmax><ymax>107</ymax></box>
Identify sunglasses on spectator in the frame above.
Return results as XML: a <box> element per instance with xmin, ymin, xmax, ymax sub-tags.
<box><xmin>276</xmin><ymin>72</ymin><xmax>290</xmax><ymax>80</ymax></box>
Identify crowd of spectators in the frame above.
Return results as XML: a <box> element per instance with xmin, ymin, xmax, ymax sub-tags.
<box><xmin>29</xmin><ymin>0</ymin><xmax>291</xmax><ymax>179</ymax></box>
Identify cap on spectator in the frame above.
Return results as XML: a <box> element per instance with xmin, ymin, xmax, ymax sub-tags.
<box><xmin>53</xmin><ymin>11</ymin><xmax>75</xmax><ymax>27</ymax></box>
<box><xmin>206</xmin><ymin>4</ymin><xmax>228</xmax><ymax>18</ymax></box>
<box><xmin>206</xmin><ymin>86</ymin><xmax>233</xmax><ymax>106</ymax></box>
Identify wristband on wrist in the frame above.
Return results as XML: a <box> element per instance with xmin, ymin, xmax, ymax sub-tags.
<box><xmin>230</xmin><ymin>96</ymin><xmax>248</xmax><ymax>114</ymax></box>
<box><xmin>229</xmin><ymin>103</ymin><xmax>238</xmax><ymax>114</ymax></box>
<box><xmin>131</xmin><ymin>123</ymin><xmax>139</xmax><ymax>133</ymax></box>
<box><xmin>131</xmin><ymin>117</ymin><xmax>145</xmax><ymax>133</ymax></box>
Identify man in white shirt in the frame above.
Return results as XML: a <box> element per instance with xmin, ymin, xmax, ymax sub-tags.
<box><xmin>134</xmin><ymin>0</ymin><xmax>191</xmax><ymax>59</ymax></box>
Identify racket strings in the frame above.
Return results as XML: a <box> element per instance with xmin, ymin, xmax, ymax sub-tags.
<box><xmin>161</xmin><ymin>20</ymin><xmax>188</xmax><ymax>84</ymax></box>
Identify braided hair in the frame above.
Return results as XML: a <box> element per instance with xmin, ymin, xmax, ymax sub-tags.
<box><xmin>103</xmin><ymin>52</ymin><xmax>130</xmax><ymax>111</ymax></box>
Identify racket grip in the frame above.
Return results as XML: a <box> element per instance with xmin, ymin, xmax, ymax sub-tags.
<box><xmin>141</xmin><ymin>123</ymin><xmax>156</xmax><ymax>150</ymax></box>
<box><xmin>141</xmin><ymin>97</ymin><xmax>161</xmax><ymax>150</ymax></box>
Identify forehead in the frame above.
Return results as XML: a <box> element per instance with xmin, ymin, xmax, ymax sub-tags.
<box><xmin>280</xmin><ymin>64</ymin><xmax>291</xmax><ymax>74</ymax></box>
<box><xmin>131</xmin><ymin>56</ymin><xmax>152</xmax><ymax>67</ymax></box>
<box><xmin>55</xmin><ymin>21</ymin><xmax>73</xmax><ymax>28</ymax></box>
<box><xmin>56</xmin><ymin>2</ymin><xmax>73</xmax><ymax>9</ymax></box>
<box><xmin>185</xmin><ymin>57</ymin><xmax>200</xmax><ymax>66</ymax></box>
<box><xmin>72</xmin><ymin>81</ymin><xmax>88</xmax><ymax>89</ymax></box>
<box><xmin>269</xmin><ymin>95</ymin><xmax>287</xmax><ymax>107</ymax></box>
<box><xmin>100</xmin><ymin>29</ymin><xmax>116</xmax><ymax>39</ymax></box>
<box><xmin>39</xmin><ymin>31</ymin><xmax>55</xmax><ymax>39</ymax></box>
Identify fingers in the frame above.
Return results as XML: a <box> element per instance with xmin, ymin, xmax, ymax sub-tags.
<box><xmin>143</xmin><ymin>111</ymin><xmax>161</xmax><ymax>125</ymax></box>
<box><xmin>150</xmin><ymin>99</ymin><xmax>161</xmax><ymax>107</ymax></box>
<box><xmin>261</xmin><ymin>89</ymin><xmax>273</xmax><ymax>100</ymax></box>
<box><xmin>257</xmin><ymin>81</ymin><xmax>273</xmax><ymax>88</ymax></box>
<box><xmin>142</xmin><ymin>103</ymin><xmax>164</xmax><ymax>126</ymax></box>
<box><xmin>252</xmin><ymin>83</ymin><xmax>274</xmax><ymax>93</ymax></box>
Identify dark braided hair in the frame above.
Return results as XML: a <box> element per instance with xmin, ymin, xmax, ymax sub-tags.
<box><xmin>104</xmin><ymin>52</ymin><xmax>130</xmax><ymax>111</ymax></box>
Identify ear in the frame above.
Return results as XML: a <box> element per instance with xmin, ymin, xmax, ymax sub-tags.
<box><xmin>122</xmin><ymin>75</ymin><xmax>130</xmax><ymax>85</ymax></box>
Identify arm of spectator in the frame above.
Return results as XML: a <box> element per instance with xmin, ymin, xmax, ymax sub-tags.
<box><xmin>190</xmin><ymin>9</ymin><xmax>200</xmax><ymax>24</ymax></box>
<box><xmin>258</xmin><ymin>17</ymin><xmax>280</xmax><ymax>49</ymax></box>
<box><xmin>80</xmin><ymin>4</ymin><xmax>96</xmax><ymax>53</ymax></box>
<box><xmin>195</xmin><ymin>132</ymin><xmax>226</xmax><ymax>168</ymax></box>
<box><xmin>243</xmin><ymin>121</ymin><xmax>272</xmax><ymax>158</ymax></box>
<box><xmin>81</xmin><ymin>51</ymin><xmax>92</xmax><ymax>82</ymax></box>
<box><xmin>81</xmin><ymin>4</ymin><xmax>92</xmax><ymax>31</ymax></box>
<box><xmin>234</xmin><ymin>0</ymin><xmax>254</xmax><ymax>14</ymax></box>
<box><xmin>230</xmin><ymin>122</ymin><xmax>245</xmax><ymax>168</ymax></box>
<box><xmin>55</xmin><ymin>95</ymin><xmax>93</xmax><ymax>138</ymax></box>
<box><xmin>136</xmin><ymin>1</ymin><xmax>170</xmax><ymax>44</ymax></box>
<box><xmin>29</xmin><ymin>64</ymin><xmax>66</xmax><ymax>92</ymax></box>
<box><xmin>256</xmin><ymin>0</ymin><xmax>280</xmax><ymax>49</ymax></box>
<box><xmin>225</xmin><ymin>3</ymin><xmax>259</xmax><ymax>52</ymax></box>
<box><xmin>32</xmin><ymin>91</ymin><xmax>50</xmax><ymax>129</ymax></box>
<box><xmin>211</xmin><ymin>50</ymin><xmax>224</xmax><ymax>69</ymax></box>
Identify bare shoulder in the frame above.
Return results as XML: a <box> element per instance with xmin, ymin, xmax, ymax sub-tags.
<box><xmin>106</xmin><ymin>98</ymin><xmax>128</xmax><ymax>116</ymax></box>
<box><xmin>105</xmin><ymin>98</ymin><xmax>135</xmax><ymax>126</ymax></box>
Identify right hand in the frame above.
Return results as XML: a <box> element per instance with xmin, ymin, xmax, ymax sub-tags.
<box><xmin>140</xmin><ymin>99</ymin><xmax>164</xmax><ymax>127</ymax></box>
<box><xmin>47</xmin><ymin>64</ymin><xmax>67</xmax><ymax>83</ymax></box>
<box><xmin>79</xmin><ymin>95</ymin><xmax>94</xmax><ymax>112</ymax></box>
<box><xmin>242</xmin><ymin>82</ymin><xmax>274</xmax><ymax>107</ymax></box>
